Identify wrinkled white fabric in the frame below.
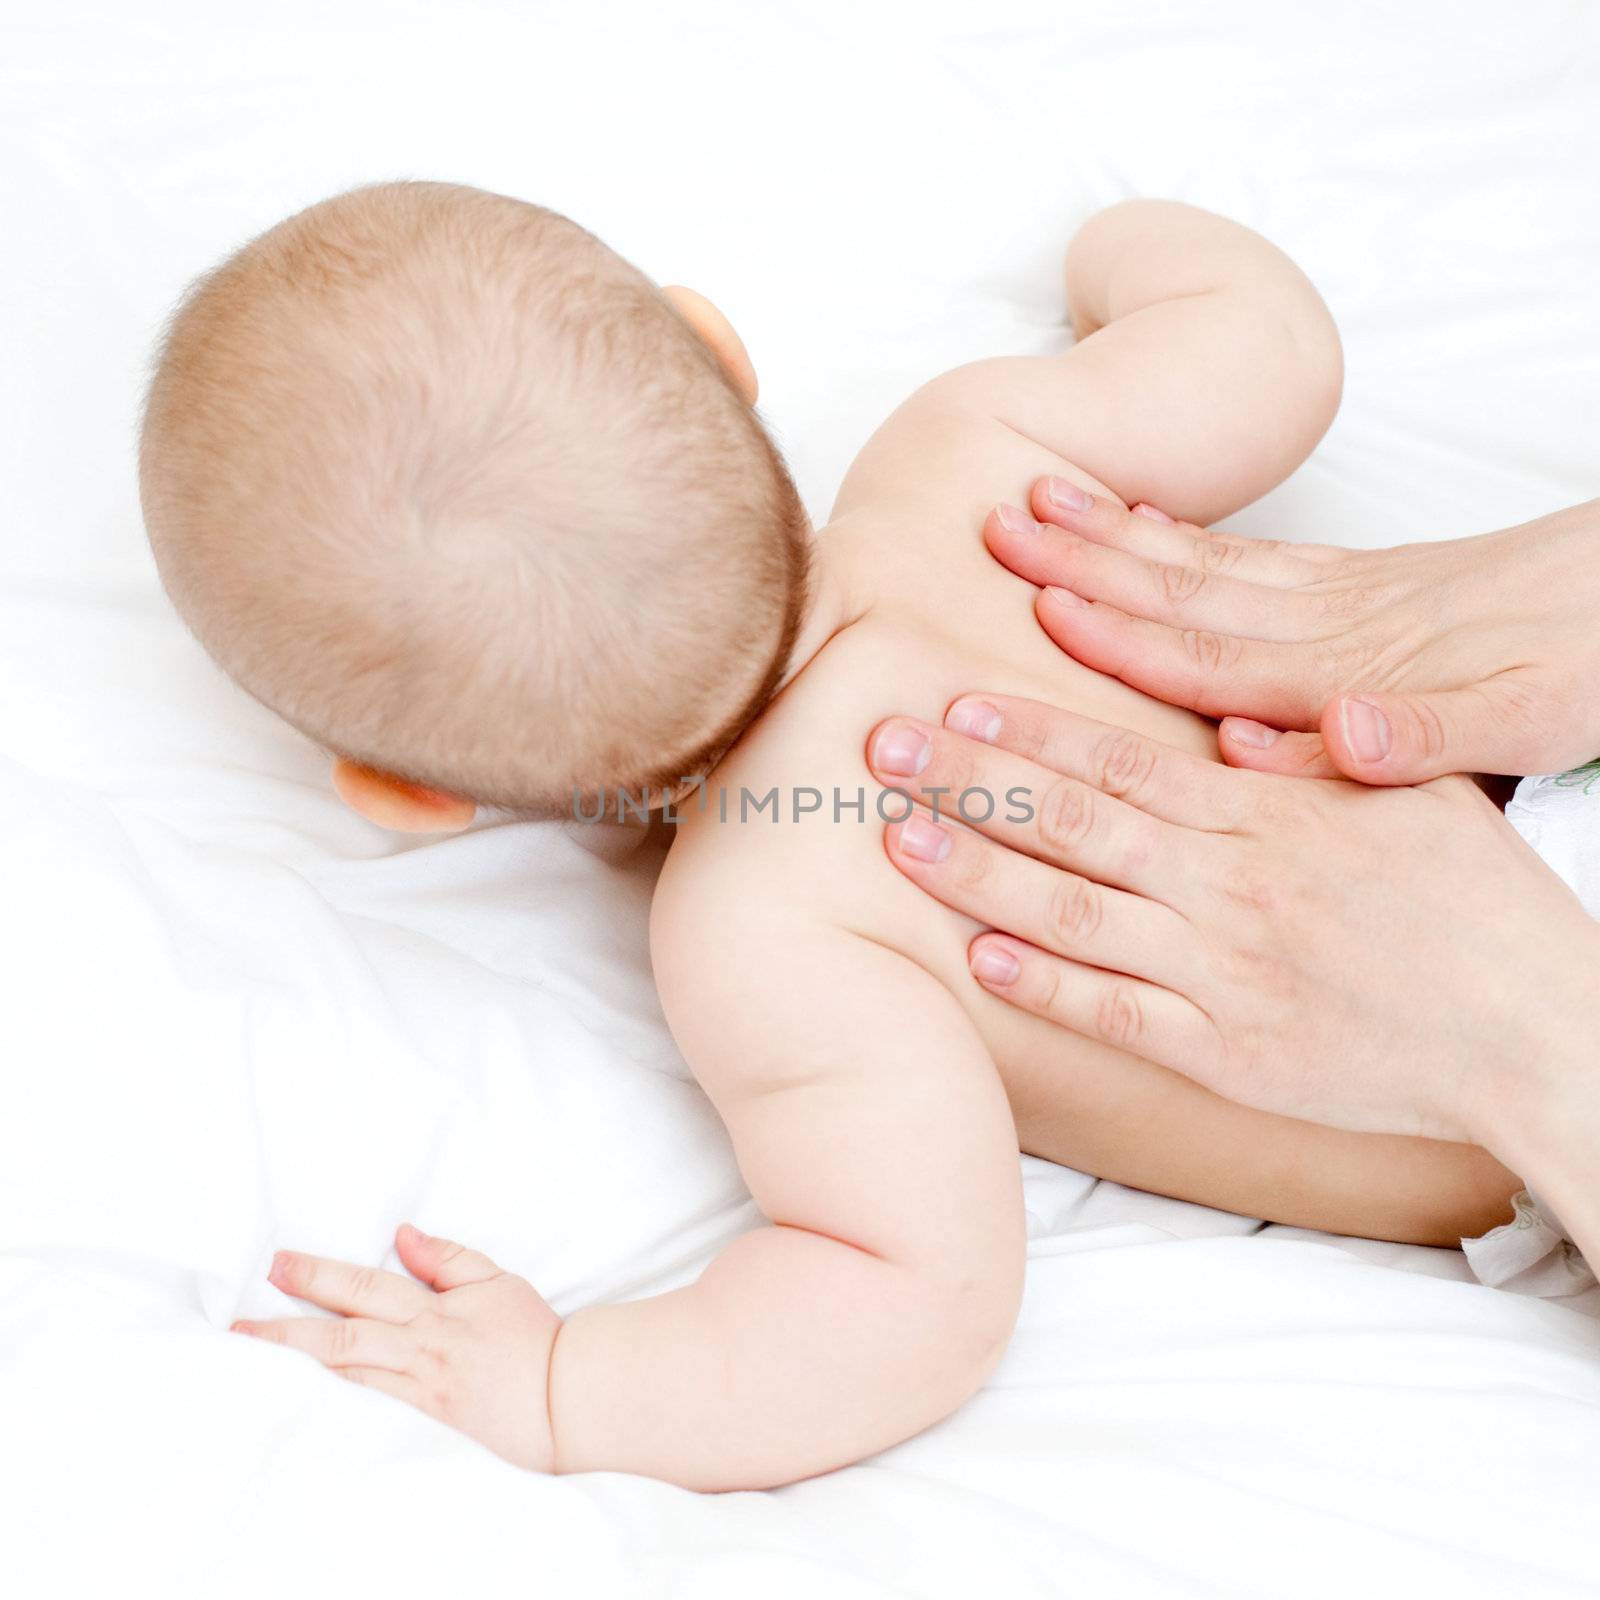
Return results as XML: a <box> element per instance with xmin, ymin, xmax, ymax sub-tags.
<box><xmin>5</xmin><ymin>4</ymin><xmax>1600</xmax><ymax>1597</ymax></box>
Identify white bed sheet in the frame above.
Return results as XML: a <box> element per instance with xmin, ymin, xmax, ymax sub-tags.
<box><xmin>3</xmin><ymin>2</ymin><xmax>1599</xmax><ymax>1595</ymax></box>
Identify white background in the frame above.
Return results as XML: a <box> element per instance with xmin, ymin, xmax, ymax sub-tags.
<box><xmin>3</xmin><ymin>3</ymin><xmax>1599</xmax><ymax>1597</ymax></box>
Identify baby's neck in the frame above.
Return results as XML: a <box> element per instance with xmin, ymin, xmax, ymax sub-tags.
<box><xmin>769</xmin><ymin>513</ymin><xmax>877</xmax><ymax>694</ymax></box>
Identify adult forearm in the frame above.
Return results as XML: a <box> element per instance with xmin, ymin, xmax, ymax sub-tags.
<box><xmin>1474</xmin><ymin>929</ymin><xmax>1600</xmax><ymax>1270</ymax></box>
<box><xmin>1491</xmin><ymin>1086</ymin><xmax>1600</xmax><ymax>1274</ymax></box>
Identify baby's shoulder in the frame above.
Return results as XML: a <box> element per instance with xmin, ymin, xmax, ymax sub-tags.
<box><xmin>649</xmin><ymin>615</ymin><xmax>921</xmax><ymax>949</ymax></box>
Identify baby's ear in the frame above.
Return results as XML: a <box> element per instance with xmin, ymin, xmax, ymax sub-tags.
<box><xmin>331</xmin><ymin>758</ymin><xmax>476</xmax><ymax>833</ymax></box>
<box><xmin>661</xmin><ymin>285</ymin><xmax>759</xmax><ymax>405</ymax></box>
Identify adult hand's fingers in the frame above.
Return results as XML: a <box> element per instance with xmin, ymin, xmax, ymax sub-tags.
<box><xmin>866</xmin><ymin>715</ymin><xmax>1189</xmax><ymax>897</ymax></box>
<box><xmin>268</xmin><ymin>1248</ymin><xmax>432</xmax><ymax>1321</ymax></box>
<box><xmin>1320</xmin><ymin>679</ymin><xmax>1558</xmax><ymax>785</ymax></box>
<box><xmin>394</xmin><ymin>1223</ymin><xmax>505</xmax><ymax>1292</ymax></box>
<box><xmin>1032</xmin><ymin>586</ymin><xmax>1331</xmax><ymax>728</ymax></box>
<box><xmin>231</xmin><ymin>1315</ymin><xmax>420</xmax><ymax>1372</ymax></box>
<box><xmin>938</xmin><ymin>693</ymin><xmax>1251</xmax><ymax>831</ymax></box>
<box><xmin>882</xmin><ymin>808</ymin><xmax>1202</xmax><ymax>991</ymax></box>
<box><xmin>1120</xmin><ymin>496</ymin><xmax>1350</xmax><ymax>568</ymax></box>
<box><xmin>1217</xmin><ymin>719</ymin><xmax>1343</xmax><ymax>778</ymax></box>
<box><xmin>984</xmin><ymin>501</ymin><xmax>1319</xmax><ymax>640</ymax></box>
<box><xmin>1029</xmin><ymin>478</ymin><xmax>1329</xmax><ymax>586</ymax></box>
<box><xmin>966</xmin><ymin>932</ymin><xmax>1219</xmax><ymax>1077</ymax></box>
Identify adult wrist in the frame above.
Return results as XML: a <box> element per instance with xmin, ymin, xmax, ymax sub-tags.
<box><xmin>1488</xmin><ymin>1069</ymin><xmax>1600</xmax><ymax>1274</ymax></box>
<box><xmin>1474</xmin><ymin>925</ymin><xmax>1600</xmax><ymax>1211</ymax></box>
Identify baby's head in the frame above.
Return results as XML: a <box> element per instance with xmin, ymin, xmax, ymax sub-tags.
<box><xmin>140</xmin><ymin>181</ymin><xmax>810</xmax><ymax>827</ymax></box>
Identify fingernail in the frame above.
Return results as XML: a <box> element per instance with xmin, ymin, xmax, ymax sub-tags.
<box><xmin>897</xmin><ymin>813</ymin><xmax>952</xmax><ymax>863</ymax></box>
<box><xmin>1340</xmin><ymin>697</ymin><xmax>1391</xmax><ymax>764</ymax></box>
<box><xmin>1225</xmin><ymin>718</ymin><xmax>1281</xmax><ymax>749</ymax></box>
<box><xmin>971</xmin><ymin>944</ymin><xmax>1020</xmax><ymax>985</ymax></box>
<box><xmin>1045</xmin><ymin>477</ymin><xmax>1092</xmax><ymax>513</ymax></box>
<box><xmin>231</xmin><ymin>1321</ymin><xmax>258</xmax><ymax>1336</ymax></box>
<box><xmin>1134</xmin><ymin>502</ymin><xmax>1175</xmax><ymax>524</ymax></box>
<box><xmin>1043</xmin><ymin>585</ymin><xmax>1086</xmax><ymax>609</ymax></box>
<box><xmin>268</xmin><ymin>1251</ymin><xmax>291</xmax><ymax>1283</ymax></box>
<box><xmin>872</xmin><ymin>722</ymin><xmax>932</xmax><ymax>777</ymax></box>
<box><xmin>995</xmin><ymin>503</ymin><xmax>1035</xmax><ymax>535</ymax></box>
<box><xmin>398</xmin><ymin>1223</ymin><xmax>423</xmax><ymax>1243</ymax></box>
<box><xmin>945</xmin><ymin>699</ymin><xmax>1003</xmax><ymax>742</ymax></box>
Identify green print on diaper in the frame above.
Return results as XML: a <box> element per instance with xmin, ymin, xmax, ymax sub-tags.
<box><xmin>1552</xmin><ymin>759</ymin><xmax>1600</xmax><ymax>797</ymax></box>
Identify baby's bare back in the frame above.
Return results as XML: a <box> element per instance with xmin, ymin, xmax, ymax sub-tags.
<box><xmin>665</xmin><ymin>431</ymin><xmax>1517</xmax><ymax>1246</ymax></box>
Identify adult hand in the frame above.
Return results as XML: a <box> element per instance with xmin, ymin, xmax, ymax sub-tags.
<box><xmin>865</xmin><ymin>696</ymin><xmax>1600</xmax><ymax>1150</ymax></box>
<box><xmin>984</xmin><ymin>485</ymin><xmax>1600</xmax><ymax>785</ymax></box>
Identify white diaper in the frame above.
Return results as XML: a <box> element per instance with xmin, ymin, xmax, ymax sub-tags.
<box><xmin>1461</xmin><ymin>1188</ymin><xmax>1597</xmax><ymax>1298</ymax></box>
<box><xmin>1505</xmin><ymin>759</ymin><xmax>1600</xmax><ymax>919</ymax></box>
<box><xmin>1459</xmin><ymin>761</ymin><xmax>1600</xmax><ymax>1295</ymax></box>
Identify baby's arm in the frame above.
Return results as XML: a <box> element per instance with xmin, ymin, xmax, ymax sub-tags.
<box><xmin>835</xmin><ymin>199</ymin><xmax>1342</xmax><ymax>528</ymax></box>
<box><xmin>240</xmin><ymin>897</ymin><xmax>1024</xmax><ymax>1491</ymax></box>
<box><xmin>556</xmin><ymin>902</ymin><xmax>1024</xmax><ymax>1486</ymax></box>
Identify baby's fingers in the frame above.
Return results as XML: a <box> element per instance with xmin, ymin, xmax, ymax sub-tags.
<box><xmin>338</xmin><ymin>1366</ymin><xmax>436</xmax><ymax>1413</ymax></box>
<box><xmin>232</xmin><ymin>1315</ymin><xmax>419</xmax><ymax>1372</ymax></box>
<box><xmin>268</xmin><ymin>1248</ymin><xmax>433</xmax><ymax>1322</ymax></box>
<box><xmin>395</xmin><ymin>1222</ymin><xmax>506</xmax><ymax>1292</ymax></box>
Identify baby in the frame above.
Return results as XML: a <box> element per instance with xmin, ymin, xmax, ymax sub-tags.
<box><xmin>140</xmin><ymin>182</ymin><xmax>1518</xmax><ymax>1490</ymax></box>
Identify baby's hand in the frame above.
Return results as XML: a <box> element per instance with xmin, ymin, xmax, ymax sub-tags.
<box><xmin>232</xmin><ymin>1223</ymin><xmax>560</xmax><ymax>1472</ymax></box>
